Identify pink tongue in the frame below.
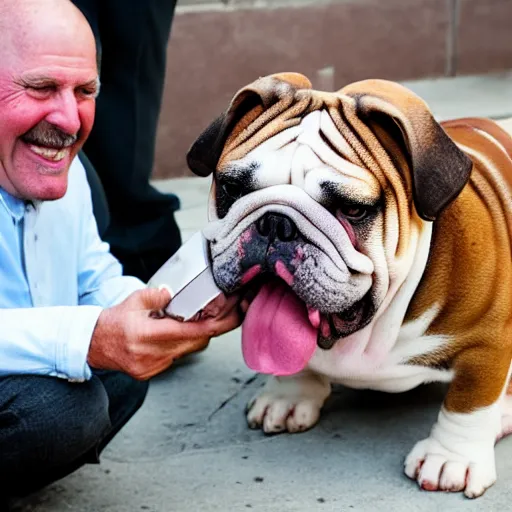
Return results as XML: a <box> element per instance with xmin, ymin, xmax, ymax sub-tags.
<box><xmin>242</xmin><ymin>281</ymin><xmax>318</xmax><ymax>376</ymax></box>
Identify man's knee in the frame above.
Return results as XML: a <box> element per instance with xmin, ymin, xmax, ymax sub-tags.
<box><xmin>93</xmin><ymin>370</ymin><xmax>149</xmax><ymax>431</ymax></box>
<box><xmin>0</xmin><ymin>375</ymin><xmax>111</xmax><ymax>478</ymax></box>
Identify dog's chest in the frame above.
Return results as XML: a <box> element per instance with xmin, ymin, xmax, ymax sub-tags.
<box><xmin>308</xmin><ymin>308</ymin><xmax>455</xmax><ymax>393</ymax></box>
<box><xmin>329</xmin><ymin>350</ymin><xmax>454</xmax><ymax>393</ymax></box>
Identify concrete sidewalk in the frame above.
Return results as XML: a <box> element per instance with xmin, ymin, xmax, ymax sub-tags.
<box><xmin>13</xmin><ymin>72</ymin><xmax>512</xmax><ymax>512</ymax></box>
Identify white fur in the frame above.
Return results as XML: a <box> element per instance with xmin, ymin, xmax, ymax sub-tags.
<box><xmin>404</xmin><ymin>405</ymin><xmax>501</xmax><ymax>498</ymax></box>
<box><xmin>327</xmin><ymin>308</ymin><xmax>454</xmax><ymax>393</ymax></box>
<box><xmin>246</xmin><ymin>371</ymin><xmax>331</xmax><ymax>434</ymax></box>
<box><xmin>405</xmin><ymin>356</ymin><xmax>512</xmax><ymax>501</ymax></box>
<box><xmin>306</xmin><ymin>215</ymin><xmax>439</xmax><ymax>389</ymax></box>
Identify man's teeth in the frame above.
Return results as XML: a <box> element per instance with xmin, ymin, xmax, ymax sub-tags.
<box><xmin>29</xmin><ymin>145</ymin><xmax>69</xmax><ymax>162</ymax></box>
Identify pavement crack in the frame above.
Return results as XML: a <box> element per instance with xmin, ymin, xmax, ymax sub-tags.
<box><xmin>208</xmin><ymin>374</ymin><xmax>259</xmax><ymax>421</ymax></box>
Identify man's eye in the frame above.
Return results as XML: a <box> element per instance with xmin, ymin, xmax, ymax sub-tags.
<box><xmin>28</xmin><ymin>85</ymin><xmax>55</xmax><ymax>95</ymax></box>
<box><xmin>77</xmin><ymin>87</ymin><xmax>97</xmax><ymax>98</ymax></box>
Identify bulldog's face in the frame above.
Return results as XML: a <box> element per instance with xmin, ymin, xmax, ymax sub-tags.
<box><xmin>208</xmin><ymin>115</ymin><xmax>380</xmax><ymax>344</ymax></box>
<box><xmin>188</xmin><ymin>73</ymin><xmax>472</xmax><ymax>376</ymax></box>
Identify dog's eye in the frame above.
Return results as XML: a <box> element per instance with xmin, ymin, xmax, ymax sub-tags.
<box><xmin>336</xmin><ymin>204</ymin><xmax>369</xmax><ymax>222</ymax></box>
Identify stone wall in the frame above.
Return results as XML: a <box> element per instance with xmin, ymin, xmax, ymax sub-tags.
<box><xmin>153</xmin><ymin>0</ymin><xmax>512</xmax><ymax>179</ymax></box>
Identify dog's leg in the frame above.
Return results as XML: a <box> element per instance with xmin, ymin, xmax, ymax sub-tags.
<box><xmin>404</xmin><ymin>346</ymin><xmax>512</xmax><ymax>498</ymax></box>
<box><xmin>498</xmin><ymin>388</ymin><xmax>512</xmax><ymax>440</ymax></box>
<box><xmin>246</xmin><ymin>371</ymin><xmax>331</xmax><ymax>434</ymax></box>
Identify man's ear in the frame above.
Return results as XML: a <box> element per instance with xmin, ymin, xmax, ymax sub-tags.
<box><xmin>186</xmin><ymin>72</ymin><xmax>312</xmax><ymax>177</ymax></box>
<box><xmin>341</xmin><ymin>79</ymin><xmax>473</xmax><ymax>221</ymax></box>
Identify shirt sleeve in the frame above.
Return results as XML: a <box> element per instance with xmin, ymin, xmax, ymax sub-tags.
<box><xmin>0</xmin><ymin>160</ymin><xmax>149</xmax><ymax>381</ymax></box>
<box><xmin>76</xmin><ymin>162</ymin><xmax>147</xmax><ymax>308</ymax></box>
<box><xmin>0</xmin><ymin>305</ymin><xmax>102</xmax><ymax>381</ymax></box>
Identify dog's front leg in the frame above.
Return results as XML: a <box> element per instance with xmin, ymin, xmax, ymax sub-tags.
<box><xmin>404</xmin><ymin>346</ymin><xmax>511</xmax><ymax>498</ymax></box>
<box><xmin>246</xmin><ymin>371</ymin><xmax>331</xmax><ymax>434</ymax></box>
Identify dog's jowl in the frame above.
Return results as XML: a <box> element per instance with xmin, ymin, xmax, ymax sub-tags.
<box><xmin>187</xmin><ymin>73</ymin><xmax>512</xmax><ymax>498</ymax></box>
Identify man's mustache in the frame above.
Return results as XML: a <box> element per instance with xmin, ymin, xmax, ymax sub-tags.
<box><xmin>21</xmin><ymin>121</ymin><xmax>78</xmax><ymax>149</ymax></box>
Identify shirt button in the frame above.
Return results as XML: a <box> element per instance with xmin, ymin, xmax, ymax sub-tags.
<box><xmin>34</xmin><ymin>234</ymin><xmax>38</xmax><ymax>242</ymax></box>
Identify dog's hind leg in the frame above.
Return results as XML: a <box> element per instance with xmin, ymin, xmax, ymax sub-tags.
<box><xmin>497</xmin><ymin>368</ymin><xmax>512</xmax><ymax>441</ymax></box>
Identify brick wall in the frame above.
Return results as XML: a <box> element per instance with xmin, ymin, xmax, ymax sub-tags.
<box><xmin>153</xmin><ymin>0</ymin><xmax>512</xmax><ymax>179</ymax></box>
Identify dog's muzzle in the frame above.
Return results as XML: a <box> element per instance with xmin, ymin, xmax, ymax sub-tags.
<box><xmin>204</xmin><ymin>185</ymin><xmax>375</xmax><ymax>376</ymax></box>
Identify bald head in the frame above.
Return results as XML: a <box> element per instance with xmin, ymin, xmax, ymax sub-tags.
<box><xmin>0</xmin><ymin>0</ymin><xmax>96</xmax><ymax>66</ymax></box>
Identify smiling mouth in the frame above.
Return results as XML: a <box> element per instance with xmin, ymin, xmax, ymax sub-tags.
<box><xmin>27</xmin><ymin>144</ymin><xmax>70</xmax><ymax>163</ymax></box>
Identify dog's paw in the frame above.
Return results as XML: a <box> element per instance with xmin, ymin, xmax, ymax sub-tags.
<box><xmin>404</xmin><ymin>406</ymin><xmax>500</xmax><ymax>498</ymax></box>
<box><xmin>246</xmin><ymin>372</ymin><xmax>331</xmax><ymax>434</ymax></box>
<box><xmin>404</xmin><ymin>437</ymin><xmax>496</xmax><ymax>498</ymax></box>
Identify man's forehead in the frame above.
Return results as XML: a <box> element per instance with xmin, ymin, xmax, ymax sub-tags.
<box><xmin>21</xmin><ymin>63</ymin><xmax>98</xmax><ymax>84</ymax></box>
<box><xmin>20</xmin><ymin>69</ymin><xmax>100</xmax><ymax>95</ymax></box>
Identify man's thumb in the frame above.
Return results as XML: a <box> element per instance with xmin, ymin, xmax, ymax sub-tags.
<box><xmin>138</xmin><ymin>286</ymin><xmax>172</xmax><ymax>311</ymax></box>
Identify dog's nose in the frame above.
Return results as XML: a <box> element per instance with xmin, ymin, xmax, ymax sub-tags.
<box><xmin>256</xmin><ymin>213</ymin><xmax>297</xmax><ymax>242</ymax></box>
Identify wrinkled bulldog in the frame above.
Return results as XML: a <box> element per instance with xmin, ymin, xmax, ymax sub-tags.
<box><xmin>186</xmin><ymin>73</ymin><xmax>512</xmax><ymax>498</ymax></box>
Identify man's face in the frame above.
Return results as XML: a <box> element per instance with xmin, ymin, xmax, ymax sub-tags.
<box><xmin>0</xmin><ymin>21</ymin><xmax>98</xmax><ymax>201</ymax></box>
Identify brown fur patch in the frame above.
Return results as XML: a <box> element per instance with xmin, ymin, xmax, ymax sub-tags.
<box><xmin>406</xmin><ymin>119</ymin><xmax>512</xmax><ymax>413</ymax></box>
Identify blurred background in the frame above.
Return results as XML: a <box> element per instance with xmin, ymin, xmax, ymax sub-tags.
<box><xmin>152</xmin><ymin>0</ymin><xmax>512</xmax><ymax>180</ymax></box>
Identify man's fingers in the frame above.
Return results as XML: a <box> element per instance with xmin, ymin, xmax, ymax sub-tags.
<box><xmin>146</xmin><ymin>316</ymin><xmax>219</xmax><ymax>341</ymax></box>
<box><xmin>145</xmin><ymin>310</ymin><xmax>241</xmax><ymax>343</ymax></box>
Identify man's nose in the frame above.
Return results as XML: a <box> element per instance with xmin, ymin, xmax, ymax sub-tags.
<box><xmin>45</xmin><ymin>89</ymin><xmax>81</xmax><ymax>136</ymax></box>
<box><xmin>256</xmin><ymin>213</ymin><xmax>298</xmax><ymax>242</ymax></box>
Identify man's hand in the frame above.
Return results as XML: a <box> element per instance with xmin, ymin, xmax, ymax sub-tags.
<box><xmin>87</xmin><ymin>288</ymin><xmax>243</xmax><ymax>380</ymax></box>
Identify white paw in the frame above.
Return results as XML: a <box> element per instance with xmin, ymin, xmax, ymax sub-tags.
<box><xmin>404</xmin><ymin>405</ymin><xmax>500</xmax><ymax>498</ymax></box>
<box><xmin>404</xmin><ymin>437</ymin><xmax>496</xmax><ymax>498</ymax></box>
<box><xmin>246</xmin><ymin>372</ymin><xmax>331</xmax><ymax>434</ymax></box>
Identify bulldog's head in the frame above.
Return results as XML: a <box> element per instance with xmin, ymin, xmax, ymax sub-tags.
<box><xmin>187</xmin><ymin>73</ymin><xmax>473</xmax><ymax>376</ymax></box>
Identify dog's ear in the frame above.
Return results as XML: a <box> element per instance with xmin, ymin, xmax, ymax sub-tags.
<box><xmin>187</xmin><ymin>73</ymin><xmax>312</xmax><ymax>177</ymax></box>
<box><xmin>341</xmin><ymin>79</ymin><xmax>473</xmax><ymax>221</ymax></box>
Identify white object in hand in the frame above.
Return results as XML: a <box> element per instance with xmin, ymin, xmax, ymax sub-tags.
<box><xmin>147</xmin><ymin>231</ymin><xmax>222</xmax><ymax>321</ymax></box>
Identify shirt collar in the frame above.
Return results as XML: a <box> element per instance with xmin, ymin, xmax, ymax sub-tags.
<box><xmin>0</xmin><ymin>187</ymin><xmax>30</xmax><ymax>222</ymax></box>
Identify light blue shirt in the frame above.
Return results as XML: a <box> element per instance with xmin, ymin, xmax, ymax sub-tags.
<box><xmin>0</xmin><ymin>157</ymin><xmax>146</xmax><ymax>381</ymax></box>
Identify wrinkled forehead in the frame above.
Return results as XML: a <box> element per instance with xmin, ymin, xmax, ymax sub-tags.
<box><xmin>218</xmin><ymin>109</ymin><xmax>382</xmax><ymax>203</ymax></box>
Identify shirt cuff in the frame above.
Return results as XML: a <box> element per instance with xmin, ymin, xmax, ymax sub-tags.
<box><xmin>54</xmin><ymin>305</ymin><xmax>103</xmax><ymax>381</ymax></box>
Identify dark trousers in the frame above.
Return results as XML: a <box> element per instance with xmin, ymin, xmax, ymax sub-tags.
<box><xmin>0</xmin><ymin>370</ymin><xmax>148</xmax><ymax>499</ymax></box>
<box><xmin>73</xmin><ymin>0</ymin><xmax>182</xmax><ymax>283</ymax></box>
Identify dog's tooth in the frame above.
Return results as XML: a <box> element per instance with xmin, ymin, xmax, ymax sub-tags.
<box><xmin>320</xmin><ymin>316</ymin><xmax>331</xmax><ymax>338</ymax></box>
<box><xmin>307</xmin><ymin>307</ymin><xmax>321</xmax><ymax>329</ymax></box>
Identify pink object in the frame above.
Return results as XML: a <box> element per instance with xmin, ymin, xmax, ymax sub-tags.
<box><xmin>336</xmin><ymin>216</ymin><xmax>356</xmax><ymax>247</ymax></box>
<box><xmin>307</xmin><ymin>307</ymin><xmax>321</xmax><ymax>329</ymax></box>
<box><xmin>241</xmin><ymin>264</ymin><xmax>262</xmax><ymax>285</ymax></box>
<box><xmin>242</xmin><ymin>281</ymin><xmax>318</xmax><ymax>376</ymax></box>
<box><xmin>274</xmin><ymin>260</ymin><xmax>294</xmax><ymax>286</ymax></box>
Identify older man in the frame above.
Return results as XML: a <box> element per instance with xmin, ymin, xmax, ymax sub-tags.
<box><xmin>0</xmin><ymin>0</ymin><xmax>241</xmax><ymax>499</ymax></box>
